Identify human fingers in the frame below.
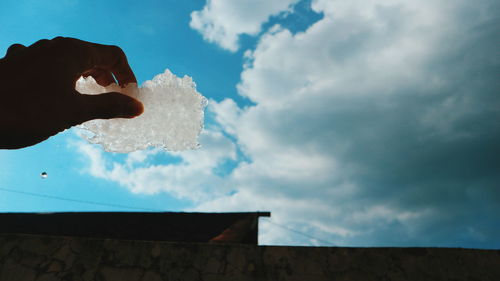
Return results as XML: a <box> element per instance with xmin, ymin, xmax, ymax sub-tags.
<box><xmin>5</xmin><ymin>43</ymin><xmax>27</xmax><ymax>58</ymax></box>
<box><xmin>91</xmin><ymin>44</ymin><xmax>137</xmax><ymax>86</ymax></box>
<box><xmin>82</xmin><ymin>68</ymin><xmax>116</xmax><ymax>87</ymax></box>
<box><xmin>6</xmin><ymin>43</ymin><xmax>27</xmax><ymax>57</ymax></box>
<box><xmin>29</xmin><ymin>39</ymin><xmax>51</xmax><ymax>48</ymax></box>
<box><xmin>41</xmin><ymin>37</ymin><xmax>136</xmax><ymax>86</ymax></box>
<box><xmin>73</xmin><ymin>91</ymin><xmax>143</xmax><ymax>125</ymax></box>
<box><xmin>81</xmin><ymin>40</ymin><xmax>137</xmax><ymax>86</ymax></box>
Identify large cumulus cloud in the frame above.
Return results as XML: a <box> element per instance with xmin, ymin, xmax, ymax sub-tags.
<box><xmin>78</xmin><ymin>0</ymin><xmax>500</xmax><ymax>247</ymax></box>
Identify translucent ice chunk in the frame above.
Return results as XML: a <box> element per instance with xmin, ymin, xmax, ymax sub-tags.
<box><xmin>76</xmin><ymin>69</ymin><xmax>207</xmax><ymax>153</ymax></box>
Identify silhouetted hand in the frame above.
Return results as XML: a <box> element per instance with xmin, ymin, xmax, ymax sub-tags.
<box><xmin>0</xmin><ymin>37</ymin><xmax>143</xmax><ymax>149</ymax></box>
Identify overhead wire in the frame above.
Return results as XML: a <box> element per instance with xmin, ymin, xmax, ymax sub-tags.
<box><xmin>0</xmin><ymin>186</ymin><xmax>159</xmax><ymax>212</ymax></box>
<box><xmin>265</xmin><ymin>220</ymin><xmax>336</xmax><ymax>246</ymax></box>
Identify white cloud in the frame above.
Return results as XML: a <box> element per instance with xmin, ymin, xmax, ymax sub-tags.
<box><xmin>77</xmin><ymin>0</ymin><xmax>500</xmax><ymax>247</ymax></box>
<box><xmin>190</xmin><ymin>0</ymin><xmax>298</xmax><ymax>51</ymax></box>
<box><xmin>76</xmin><ymin>129</ymin><xmax>237</xmax><ymax>202</ymax></box>
<box><xmin>198</xmin><ymin>0</ymin><xmax>500</xmax><ymax>247</ymax></box>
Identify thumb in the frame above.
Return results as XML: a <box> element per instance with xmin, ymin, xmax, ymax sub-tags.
<box><xmin>76</xmin><ymin>91</ymin><xmax>144</xmax><ymax>123</ymax></box>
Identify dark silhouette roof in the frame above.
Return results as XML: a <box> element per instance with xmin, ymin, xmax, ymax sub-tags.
<box><xmin>0</xmin><ymin>212</ymin><xmax>270</xmax><ymax>244</ymax></box>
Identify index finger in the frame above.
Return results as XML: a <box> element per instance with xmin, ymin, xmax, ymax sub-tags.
<box><xmin>87</xmin><ymin>42</ymin><xmax>137</xmax><ymax>86</ymax></box>
<box><xmin>54</xmin><ymin>37</ymin><xmax>136</xmax><ymax>86</ymax></box>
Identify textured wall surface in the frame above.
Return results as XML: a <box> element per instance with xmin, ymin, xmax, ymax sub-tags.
<box><xmin>0</xmin><ymin>234</ymin><xmax>499</xmax><ymax>281</ymax></box>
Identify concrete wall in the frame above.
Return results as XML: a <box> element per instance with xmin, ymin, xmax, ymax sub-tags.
<box><xmin>0</xmin><ymin>234</ymin><xmax>499</xmax><ymax>281</ymax></box>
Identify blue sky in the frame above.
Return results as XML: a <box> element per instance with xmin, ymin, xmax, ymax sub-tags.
<box><xmin>1</xmin><ymin>0</ymin><xmax>499</xmax><ymax>248</ymax></box>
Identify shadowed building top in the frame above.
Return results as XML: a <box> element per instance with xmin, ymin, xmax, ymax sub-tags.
<box><xmin>0</xmin><ymin>211</ymin><xmax>498</xmax><ymax>281</ymax></box>
<box><xmin>0</xmin><ymin>212</ymin><xmax>271</xmax><ymax>245</ymax></box>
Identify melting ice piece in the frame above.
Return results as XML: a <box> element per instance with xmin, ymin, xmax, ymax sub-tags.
<box><xmin>76</xmin><ymin>69</ymin><xmax>207</xmax><ymax>153</ymax></box>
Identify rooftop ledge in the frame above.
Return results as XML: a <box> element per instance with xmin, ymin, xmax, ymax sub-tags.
<box><xmin>0</xmin><ymin>212</ymin><xmax>498</xmax><ymax>280</ymax></box>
